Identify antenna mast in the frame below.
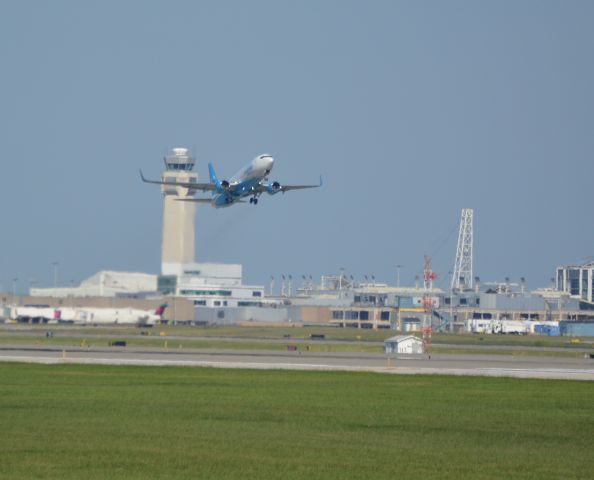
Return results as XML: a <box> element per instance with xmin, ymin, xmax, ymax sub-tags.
<box><xmin>451</xmin><ymin>208</ymin><xmax>474</xmax><ymax>291</ymax></box>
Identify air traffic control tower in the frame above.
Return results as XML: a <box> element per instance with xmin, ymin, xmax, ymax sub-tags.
<box><xmin>161</xmin><ymin>148</ymin><xmax>197</xmax><ymax>275</ymax></box>
<box><xmin>156</xmin><ymin>147</ymin><xmax>261</xmax><ymax>304</ymax></box>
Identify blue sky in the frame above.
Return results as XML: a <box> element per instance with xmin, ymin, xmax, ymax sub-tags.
<box><xmin>1</xmin><ymin>1</ymin><xmax>592</xmax><ymax>293</ymax></box>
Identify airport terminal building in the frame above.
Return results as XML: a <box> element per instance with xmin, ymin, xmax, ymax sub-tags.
<box><xmin>12</xmin><ymin>148</ymin><xmax>594</xmax><ymax>333</ymax></box>
<box><xmin>556</xmin><ymin>261</ymin><xmax>594</xmax><ymax>305</ymax></box>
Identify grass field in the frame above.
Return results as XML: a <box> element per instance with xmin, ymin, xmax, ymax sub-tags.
<box><xmin>3</xmin><ymin>324</ymin><xmax>593</xmax><ymax>349</ymax></box>
<box><xmin>1</xmin><ymin>363</ymin><xmax>593</xmax><ymax>479</ymax></box>
<box><xmin>0</xmin><ymin>334</ymin><xmax>589</xmax><ymax>358</ymax></box>
<box><xmin>2</xmin><ymin>323</ymin><xmax>593</xmax><ymax>358</ymax></box>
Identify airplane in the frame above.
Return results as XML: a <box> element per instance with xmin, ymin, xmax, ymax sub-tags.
<box><xmin>7</xmin><ymin>305</ymin><xmax>60</xmax><ymax>324</ymax></box>
<box><xmin>140</xmin><ymin>154</ymin><xmax>322</xmax><ymax>208</ymax></box>
<box><xmin>8</xmin><ymin>303</ymin><xmax>167</xmax><ymax>326</ymax></box>
<box><xmin>63</xmin><ymin>303</ymin><xmax>167</xmax><ymax>326</ymax></box>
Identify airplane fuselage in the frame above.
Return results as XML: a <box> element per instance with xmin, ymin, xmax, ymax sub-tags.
<box><xmin>211</xmin><ymin>154</ymin><xmax>274</xmax><ymax>208</ymax></box>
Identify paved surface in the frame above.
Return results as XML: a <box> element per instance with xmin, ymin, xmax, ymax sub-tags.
<box><xmin>1</xmin><ymin>345</ymin><xmax>593</xmax><ymax>380</ymax></box>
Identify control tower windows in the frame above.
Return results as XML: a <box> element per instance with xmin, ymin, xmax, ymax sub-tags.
<box><xmin>166</xmin><ymin>163</ymin><xmax>194</xmax><ymax>172</ymax></box>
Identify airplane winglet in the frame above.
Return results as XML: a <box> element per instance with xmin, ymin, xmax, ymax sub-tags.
<box><xmin>319</xmin><ymin>175</ymin><xmax>324</xmax><ymax>187</ymax></box>
<box><xmin>139</xmin><ymin>169</ymin><xmax>147</xmax><ymax>182</ymax></box>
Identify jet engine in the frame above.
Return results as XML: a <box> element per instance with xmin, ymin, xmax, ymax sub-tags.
<box><xmin>214</xmin><ymin>179</ymin><xmax>230</xmax><ymax>194</ymax></box>
<box><xmin>266</xmin><ymin>181</ymin><xmax>281</xmax><ymax>195</ymax></box>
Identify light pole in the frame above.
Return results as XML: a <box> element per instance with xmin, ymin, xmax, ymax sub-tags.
<box><xmin>52</xmin><ymin>262</ymin><xmax>59</xmax><ymax>288</ymax></box>
<box><xmin>173</xmin><ymin>295</ymin><xmax>176</xmax><ymax>326</ymax></box>
<box><xmin>396</xmin><ymin>265</ymin><xmax>404</xmax><ymax>288</ymax></box>
<box><xmin>449</xmin><ymin>273</ymin><xmax>454</xmax><ymax>332</ymax></box>
<box><xmin>29</xmin><ymin>278</ymin><xmax>38</xmax><ymax>297</ymax></box>
<box><xmin>12</xmin><ymin>278</ymin><xmax>18</xmax><ymax>302</ymax></box>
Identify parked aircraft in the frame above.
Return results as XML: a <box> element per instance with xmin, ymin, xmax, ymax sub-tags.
<box><xmin>140</xmin><ymin>154</ymin><xmax>322</xmax><ymax>208</ymax></box>
<box><xmin>8</xmin><ymin>305</ymin><xmax>60</xmax><ymax>324</ymax></box>
<box><xmin>61</xmin><ymin>304</ymin><xmax>167</xmax><ymax>326</ymax></box>
<box><xmin>9</xmin><ymin>304</ymin><xmax>167</xmax><ymax>326</ymax></box>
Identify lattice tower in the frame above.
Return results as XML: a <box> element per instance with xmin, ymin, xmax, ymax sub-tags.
<box><xmin>450</xmin><ymin>209</ymin><xmax>474</xmax><ymax>291</ymax></box>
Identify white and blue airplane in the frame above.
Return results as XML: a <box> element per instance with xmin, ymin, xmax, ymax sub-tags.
<box><xmin>140</xmin><ymin>154</ymin><xmax>322</xmax><ymax>208</ymax></box>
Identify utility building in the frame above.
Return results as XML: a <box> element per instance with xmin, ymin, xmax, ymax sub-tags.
<box><xmin>384</xmin><ymin>335</ymin><xmax>424</xmax><ymax>354</ymax></box>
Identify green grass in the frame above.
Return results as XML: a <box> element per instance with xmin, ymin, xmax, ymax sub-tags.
<box><xmin>1</xmin><ymin>334</ymin><xmax>586</xmax><ymax>358</ymax></box>
<box><xmin>1</xmin><ymin>324</ymin><xmax>391</xmax><ymax>341</ymax></box>
<box><xmin>430</xmin><ymin>346</ymin><xmax>589</xmax><ymax>358</ymax></box>
<box><xmin>0</xmin><ymin>363</ymin><xmax>592</xmax><ymax>479</ymax></box>
<box><xmin>0</xmin><ymin>334</ymin><xmax>383</xmax><ymax>353</ymax></box>
<box><xmin>4</xmin><ymin>324</ymin><xmax>593</xmax><ymax>349</ymax></box>
<box><xmin>2</xmin><ymin>326</ymin><xmax>593</xmax><ymax>358</ymax></box>
<box><xmin>431</xmin><ymin>332</ymin><xmax>594</xmax><ymax>349</ymax></box>
<box><xmin>3</xmin><ymin>322</ymin><xmax>594</xmax><ymax>360</ymax></box>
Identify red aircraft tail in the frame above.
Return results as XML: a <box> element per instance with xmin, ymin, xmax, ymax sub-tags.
<box><xmin>154</xmin><ymin>304</ymin><xmax>168</xmax><ymax>316</ymax></box>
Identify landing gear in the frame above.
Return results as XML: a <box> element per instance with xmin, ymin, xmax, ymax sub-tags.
<box><xmin>249</xmin><ymin>197</ymin><xmax>259</xmax><ymax>205</ymax></box>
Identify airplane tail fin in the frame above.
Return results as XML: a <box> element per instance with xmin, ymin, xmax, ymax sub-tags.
<box><xmin>155</xmin><ymin>304</ymin><xmax>168</xmax><ymax>316</ymax></box>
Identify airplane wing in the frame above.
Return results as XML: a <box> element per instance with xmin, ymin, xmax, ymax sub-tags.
<box><xmin>254</xmin><ymin>176</ymin><xmax>323</xmax><ymax>193</ymax></box>
<box><xmin>139</xmin><ymin>170</ymin><xmax>216</xmax><ymax>192</ymax></box>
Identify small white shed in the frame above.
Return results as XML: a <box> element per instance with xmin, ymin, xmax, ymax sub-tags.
<box><xmin>384</xmin><ymin>335</ymin><xmax>424</xmax><ymax>354</ymax></box>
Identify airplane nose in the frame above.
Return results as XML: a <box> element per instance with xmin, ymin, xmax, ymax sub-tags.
<box><xmin>261</xmin><ymin>155</ymin><xmax>274</xmax><ymax>174</ymax></box>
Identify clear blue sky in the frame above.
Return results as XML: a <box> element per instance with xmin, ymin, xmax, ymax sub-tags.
<box><xmin>1</xmin><ymin>1</ymin><xmax>592</xmax><ymax>293</ymax></box>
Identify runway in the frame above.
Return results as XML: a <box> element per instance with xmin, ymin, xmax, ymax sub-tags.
<box><xmin>1</xmin><ymin>345</ymin><xmax>593</xmax><ymax>380</ymax></box>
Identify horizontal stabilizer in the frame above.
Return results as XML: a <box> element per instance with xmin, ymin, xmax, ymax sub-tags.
<box><xmin>138</xmin><ymin>170</ymin><xmax>216</xmax><ymax>191</ymax></box>
<box><xmin>175</xmin><ymin>198</ymin><xmax>213</xmax><ymax>203</ymax></box>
